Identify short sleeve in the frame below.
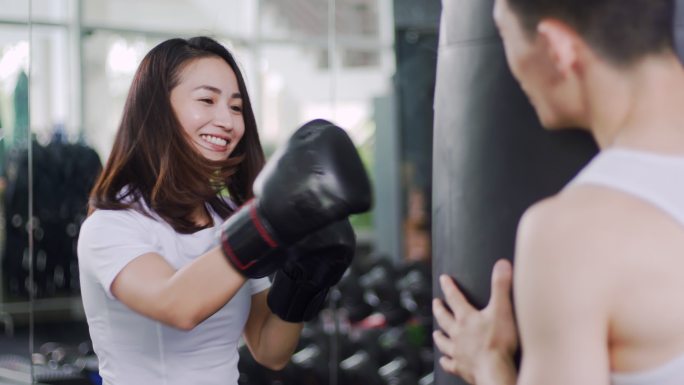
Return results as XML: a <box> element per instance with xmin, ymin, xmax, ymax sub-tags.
<box><xmin>249</xmin><ymin>277</ymin><xmax>271</xmax><ymax>295</ymax></box>
<box><xmin>77</xmin><ymin>209</ymin><xmax>162</xmax><ymax>299</ymax></box>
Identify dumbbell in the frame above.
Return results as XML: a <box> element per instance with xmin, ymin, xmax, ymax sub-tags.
<box><xmin>285</xmin><ymin>324</ymin><xmax>331</xmax><ymax>385</ymax></box>
<box><xmin>359</xmin><ymin>264</ymin><xmax>411</xmax><ymax>326</ymax></box>
<box><xmin>335</xmin><ymin>327</ymin><xmax>386</xmax><ymax>385</ymax></box>
<box><xmin>349</xmin><ymin>252</ymin><xmax>391</xmax><ymax>277</ymax></box>
<box><xmin>338</xmin><ymin>327</ymin><xmax>421</xmax><ymax>385</ymax></box>
<box><xmin>73</xmin><ymin>340</ymin><xmax>99</xmax><ymax>377</ymax></box>
<box><xmin>419</xmin><ymin>371</ymin><xmax>435</xmax><ymax>385</ymax></box>
<box><xmin>397</xmin><ymin>261</ymin><xmax>432</xmax><ymax>320</ymax></box>
<box><xmin>377</xmin><ymin>327</ymin><xmax>422</xmax><ymax>375</ymax></box>
<box><xmin>37</xmin><ymin>342</ymin><xmax>70</xmax><ymax>369</ymax></box>
<box><xmin>346</xmin><ymin>327</ymin><xmax>384</xmax><ymax>363</ymax></box>
<box><xmin>339</xmin><ymin>350</ymin><xmax>385</xmax><ymax>385</ymax></box>
<box><xmin>379</xmin><ymin>357</ymin><xmax>420</xmax><ymax>385</ymax></box>
<box><xmin>289</xmin><ymin>344</ymin><xmax>329</xmax><ymax>385</ymax></box>
<box><xmin>337</xmin><ymin>270</ymin><xmax>374</xmax><ymax>323</ymax></box>
<box><xmin>31</xmin><ymin>342</ymin><xmax>95</xmax><ymax>385</ymax></box>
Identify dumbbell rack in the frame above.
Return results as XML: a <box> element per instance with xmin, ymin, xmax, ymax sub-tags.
<box><xmin>0</xmin><ymin>200</ymin><xmax>85</xmax><ymax>338</ymax></box>
<box><xmin>0</xmin><ymin>257</ymin><xmax>85</xmax><ymax>338</ymax></box>
<box><xmin>0</xmin><ymin>277</ymin><xmax>86</xmax><ymax>385</ymax></box>
<box><xmin>237</xmin><ymin>251</ymin><xmax>435</xmax><ymax>385</ymax></box>
<box><xmin>0</xmin><ymin>366</ymin><xmax>34</xmax><ymax>384</ymax></box>
<box><xmin>0</xmin><ymin>297</ymin><xmax>84</xmax><ymax>336</ymax></box>
<box><xmin>0</xmin><ymin>353</ymin><xmax>93</xmax><ymax>385</ymax></box>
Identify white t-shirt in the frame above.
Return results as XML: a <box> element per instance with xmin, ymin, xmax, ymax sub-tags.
<box><xmin>77</xmin><ymin>200</ymin><xmax>270</xmax><ymax>385</ymax></box>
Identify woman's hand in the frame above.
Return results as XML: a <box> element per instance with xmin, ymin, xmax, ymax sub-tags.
<box><xmin>432</xmin><ymin>259</ymin><xmax>519</xmax><ymax>385</ymax></box>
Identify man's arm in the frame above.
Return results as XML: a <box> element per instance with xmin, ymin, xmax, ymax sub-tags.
<box><xmin>514</xmin><ymin>198</ymin><xmax>611</xmax><ymax>385</ymax></box>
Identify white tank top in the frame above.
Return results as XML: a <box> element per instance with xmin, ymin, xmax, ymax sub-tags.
<box><xmin>568</xmin><ymin>147</ymin><xmax>684</xmax><ymax>385</ymax></box>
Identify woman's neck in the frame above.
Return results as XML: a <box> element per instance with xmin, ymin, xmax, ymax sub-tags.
<box><xmin>190</xmin><ymin>204</ymin><xmax>213</xmax><ymax>227</ymax></box>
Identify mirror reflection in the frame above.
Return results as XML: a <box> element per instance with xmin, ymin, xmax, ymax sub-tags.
<box><xmin>0</xmin><ymin>0</ymin><xmax>32</xmax><ymax>383</ymax></box>
<box><xmin>0</xmin><ymin>0</ymin><xmax>438</xmax><ymax>384</ymax></box>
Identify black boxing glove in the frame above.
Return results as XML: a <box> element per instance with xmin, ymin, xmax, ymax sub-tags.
<box><xmin>219</xmin><ymin>119</ymin><xmax>371</xmax><ymax>278</ymax></box>
<box><xmin>267</xmin><ymin>219</ymin><xmax>355</xmax><ymax>322</ymax></box>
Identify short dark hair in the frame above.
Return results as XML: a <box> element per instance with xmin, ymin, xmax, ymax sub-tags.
<box><xmin>90</xmin><ymin>36</ymin><xmax>265</xmax><ymax>233</ymax></box>
<box><xmin>507</xmin><ymin>0</ymin><xmax>675</xmax><ymax>65</ymax></box>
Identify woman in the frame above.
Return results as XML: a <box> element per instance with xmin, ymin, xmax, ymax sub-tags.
<box><xmin>77</xmin><ymin>37</ymin><xmax>303</xmax><ymax>385</ymax></box>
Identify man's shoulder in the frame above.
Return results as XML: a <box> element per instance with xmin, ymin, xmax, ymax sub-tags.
<box><xmin>512</xmin><ymin>188</ymin><xmax>624</xmax><ymax>322</ymax></box>
<box><xmin>516</xmin><ymin>185</ymin><xmax>637</xmax><ymax>270</ymax></box>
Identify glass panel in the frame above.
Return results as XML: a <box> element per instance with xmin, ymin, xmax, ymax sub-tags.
<box><xmin>0</xmin><ymin>14</ymin><xmax>33</xmax><ymax>385</ymax></box>
<box><xmin>30</xmin><ymin>0</ymin><xmax>74</xmax><ymax>24</ymax></box>
<box><xmin>336</xmin><ymin>1</ymin><xmax>436</xmax><ymax>384</ymax></box>
<box><xmin>334</xmin><ymin>0</ymin><xmax>382</xmax><ymax>40</ymax></box>
<box><xmin>332</xmin><ymin>45</ymin><xmax>393</xmax><ymax>235</ymax></box>
<box><xmin>260</xmin><ymin>43</ymin><xmax>392</xmax><ymax>227</ymax></box>
<box><xmin>29</xmin><ymin>26</ymin><xmax>75</xmax><ymax>142</ymax></box>
<box><xmin>83</xmin><ymin>0</ymin><xmax>257</xmax><ymax>39</ymax></box>
<box><xmin>0</xmin><ymin>1</ymin><xmax>26</xmax><ymax>23</ymax></box>
<box><xmin>260</xmin><ymin>0</ymin><xmax>328</xmax><ymax>41</ymax></box>
<box><xmin>82</xmin><ymin>31</ymin><xmax>163</xmax><ymax>159</ymax></box>
<box><xmin>260</xmin><ymin>0</ymin><xmax>382</xmax><ymax>41</ymax></box>
<box><xmin>28</xmin><ymin>19</ymin><xmax>96</xmax><ymax>385</ymax></box>
<box><xmin>258</xmin><ymin>44</ymin><xmax>333</xmax><ymax>152</ymax></box>
<box><xmin>25</xmin><ymin>2</ymin><xmax>101</xmax><ymax>382</ymax></box>
<box><xmin>0</xmin><ymin>0</ymin><xmax>73</xmax><ymax>23</ymax></box>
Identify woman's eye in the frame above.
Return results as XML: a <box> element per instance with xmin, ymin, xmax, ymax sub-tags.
<box><xmin>200</xmin><ymin>98</ymin><xmax>214</xmax><ymax>105</ymax></box>
<box><xmin>231</xmin><ymin>105</ymin><xmax>243</xmax><ymax>112</ymax></box>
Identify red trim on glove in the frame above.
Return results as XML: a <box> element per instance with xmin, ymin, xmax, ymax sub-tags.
<box><xmin>222</xmin><ymin>240</ymin><xmax>257</xmax><ymax>270</ymax></box>
<box><xmin>249</xmin><ymin>202</ymin><xmax>279</xmax><ymax>248</ymax></box>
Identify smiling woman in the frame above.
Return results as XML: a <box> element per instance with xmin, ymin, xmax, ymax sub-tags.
<box><xmin>76</xmin><ymin>36</ymin><xmax>305</xmax><ymax>385</ymax></box>
<box><xmin>170</xmin><ymin>57</ymin><xmax>245</xmax><ymax>162</ymax></box>
<box><xmin>89</xmin><ymin>37</ymin><xmax>264</xmax><ymax>234</ymax></box>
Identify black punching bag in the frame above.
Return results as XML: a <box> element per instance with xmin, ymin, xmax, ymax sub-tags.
<box><xmin>676</xmin><ymin>0</ymin><xmax>684</xmax><ymax>61</ymax></box>
<box><xmin>431</xmin><ymin>1</ymin><xmax>598</xmax><ymax>384</ymax></box>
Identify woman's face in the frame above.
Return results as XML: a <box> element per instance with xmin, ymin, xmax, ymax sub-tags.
<box><xmin>170</xmin><ymin>56</ymin><xmax>245</xmax><ymax>161</ymax></box>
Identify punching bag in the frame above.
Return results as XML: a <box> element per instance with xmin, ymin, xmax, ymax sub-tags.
<box><xmin>431</xmin><ymin>1</ymin><xmax>598</xmax><ymax>384</ymax></box>
<box><xmin>676</xmin><ymin>0</ymin><xmax>684</xmax><ymax>61</ymax></box>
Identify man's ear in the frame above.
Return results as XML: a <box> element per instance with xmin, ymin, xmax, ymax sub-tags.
<box><xmin>537</xmin><ymin>19</ymin><xmax>582</xmax><ymax>76</ymax></box>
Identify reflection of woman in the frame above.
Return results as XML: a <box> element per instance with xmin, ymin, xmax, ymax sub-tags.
<box><xmin>77</xmin><ymin>37</ymin><xmax>304</xmax><ymax>384</ymax></box>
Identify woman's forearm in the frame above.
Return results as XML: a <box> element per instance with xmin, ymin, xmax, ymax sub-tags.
<box><xmin>253</xmin><ymin>315</ymin><xmax>303</xmax><ymax>370</ymax></box>
<box><xmin>112</xmin><ymin>246</ymin><xmax>246</xmax><ymax>330</ymax></box>
<box><xmin>162</xmin><ymin>246</ymin><xmax>246</xmax><ymax>329</ymax></box>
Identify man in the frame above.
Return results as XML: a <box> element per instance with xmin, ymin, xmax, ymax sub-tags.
<box><xmin>432</xmin><ymin>1</ymin><xmax>684</xmax><ymax>384</ymax></box>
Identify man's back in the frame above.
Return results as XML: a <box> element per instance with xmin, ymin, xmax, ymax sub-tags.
<box><xmin>515</xmin><ymin>147</ymin><xmax>684</xmax><ymax>384</ymax></box>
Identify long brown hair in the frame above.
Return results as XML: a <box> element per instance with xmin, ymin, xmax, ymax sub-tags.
<box><xmin>89</xmin><ymin>37</ymin><xmax>265</xmax><ymax>233</ymax></box>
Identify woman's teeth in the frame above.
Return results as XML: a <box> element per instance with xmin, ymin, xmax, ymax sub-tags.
<box><xmin>201</xmin><ymin>134</ymin><xmax>228</xmax><ymax>147</ymax></box>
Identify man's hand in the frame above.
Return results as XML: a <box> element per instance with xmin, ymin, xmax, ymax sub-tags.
<box><xmin>432</xmin><ymin>259</ymin><xmax>519</xmax><ymax>385</ymax></box>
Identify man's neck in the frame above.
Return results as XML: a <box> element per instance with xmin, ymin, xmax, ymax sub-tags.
<box><xmin>586</xmin><ymin>53</ymin><xmax>684</xmax><ymax>154</ymax></box>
